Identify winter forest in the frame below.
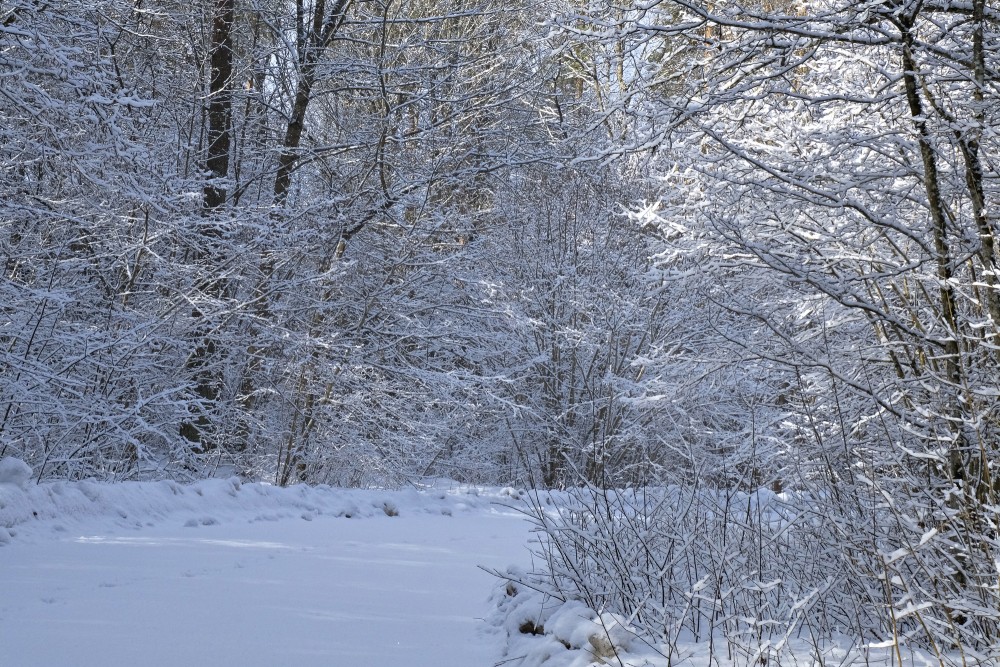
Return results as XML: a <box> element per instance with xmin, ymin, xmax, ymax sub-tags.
<box><xmin>3</xmin><ymin>0</ymin><xmax>1000</xmax><ymax>663</ymax></box>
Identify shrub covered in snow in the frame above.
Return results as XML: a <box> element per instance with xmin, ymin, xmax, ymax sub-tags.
<box><xmin>489</xmin><ymin>486</ymin><xmax>988</xmax><ymax>667</ymax></box>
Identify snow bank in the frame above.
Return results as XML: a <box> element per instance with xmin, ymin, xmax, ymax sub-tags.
<box><xmin>489</xmin><ymin>574</ymin><xmax>658</xmax><ymax>667</ymax></box>
<box><xmin>0</xmin><ymin>456</ymin><xmax>32</xmax><ymax>489</ymax></box>
<box><xmin>488</xmin><ymin>574</ymin><xmax>955</xmax><ymax>667</ymax></box>
<box><xmin>0</xmin><ymin>458</ymin><xmax>525</xmax><ymax>545</ymax></box>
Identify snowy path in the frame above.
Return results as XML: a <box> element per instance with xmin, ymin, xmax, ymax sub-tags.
<box><xmin>0</xmin><ymin>507</ymin><xmax>531</xmax><ymax>666</ymax></box>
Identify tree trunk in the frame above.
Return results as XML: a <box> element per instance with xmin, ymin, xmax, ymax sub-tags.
<box><xmin>181</xmin><ymin>0</ymin><xmax>235</xmax><ymax>448</ymax></box>
<box><xmin>203</xmin><ymin>0</ymin><xmax>234</xmax><ymax>211</ymax></box>
<box><xmin>272</xmin><ymin>0</ymin><xmax>352</xmax><ymax>204</ymax></box>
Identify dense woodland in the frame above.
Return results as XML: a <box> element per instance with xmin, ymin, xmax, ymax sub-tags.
<box><xmin>3</xmin><ymin>0</ymin><xmax>1000</xmax><ymax>659</ymax></box>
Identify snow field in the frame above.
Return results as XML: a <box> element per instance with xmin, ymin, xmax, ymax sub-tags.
<box><xmin>0</xmin><ymin>468</ymin><xmax>523</xmax><ymax>544</ymax></box>
<box><xmin>0</xmin><ymin>464</ymin><xmax>534</xmax><ymax>666</ymax></box>
<box><xmin>0</xmin><ymin>462</ymin><xmax>953</xmax><ymax>667</ymax></box>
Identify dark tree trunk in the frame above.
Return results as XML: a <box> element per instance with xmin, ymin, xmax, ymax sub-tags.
<box><xmin>272</xmin><ymin>0</ymin><xmax>352</xmax><ymax>204</ymax></box>
<box><xmin>203</xmin><ymin>0</ymin><xmax>234</xmax><ymax>211</ymax></box>
<box><xmin>182</xmin><ymin>0</ymin><xmax>235</xmax><ymax>448</ymax></box>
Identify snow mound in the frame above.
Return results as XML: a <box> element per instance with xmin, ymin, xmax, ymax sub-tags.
<box><xmin>489</xmin><ymin>574</ymin><xmax>648</xmax><ymax>667</ymax></box>
<box><xmin>0</xmin><ymin>476</ymin><xmax>524</xmax><ymax>545</ymax></box>
<box><xmin>0</xmin><ymin>457</ymin><xmax>32</xmax><ymax>489</ymax></box>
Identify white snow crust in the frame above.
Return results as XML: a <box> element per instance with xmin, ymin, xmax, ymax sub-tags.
<box><xmin>0</xmin><ymin>466</ymin><xmax>954</xmax><ymax>667</ymax></box>
<box><xmin>0</xmin><ymin>468</ymin><xmax>532</xmax><ymax>666</ymax></box>
<box><xmin>0</xmin><ymin>456</ymin><xmax>32</xmax><ymax>489</ymax></box>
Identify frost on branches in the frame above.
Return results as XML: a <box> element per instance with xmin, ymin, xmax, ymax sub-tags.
<box><xmin>3</xmin><ymin>0</ymin><xmax>1000</xmax><ymax>662</ymax></box>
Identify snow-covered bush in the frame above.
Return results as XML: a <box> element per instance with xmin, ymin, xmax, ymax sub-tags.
<box><xmin>497</xmin><ymin>485</ymin><xmax>1000</xmax><ymax>666</ymax></box>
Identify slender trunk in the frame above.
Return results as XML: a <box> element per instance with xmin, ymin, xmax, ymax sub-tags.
<box><xmin>272</xmin><ymin>0</ymin><xmax>352</xmax><ymax>204</ymax></box>
<box><xmin>900</xmin><ymin>19</ymin><xmax>968</xmax><ymax>484</ymax></box>
<box><xmin>263</xmin><ymin>1</ymin><xmax>351</xmax><ymax>480</ymax></box>
<box><xmin>961</xmin><ymin>0</ymin><xmax>1000</xmax><ymax>333</ymax></box>
<box><xmin>203</xmin><ymin>0</ymin><xmax>234</xmax><ymax>211</ymax></box>
<box><xmin>181</xmin><ymin>0</ymin><xmax>235</xmax><ymax>448</ymax></box>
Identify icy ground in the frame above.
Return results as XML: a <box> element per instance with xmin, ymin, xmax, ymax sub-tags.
<box><xmin>0</xmin><ymin>470</ymin><xmax>532</xmax><ymax>667</ymax></box>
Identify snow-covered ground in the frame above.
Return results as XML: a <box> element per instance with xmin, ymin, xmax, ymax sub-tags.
<box><xmin>0</xmin><ymin>461</ymin><xmax>952</xmax><ymax>667</ymax></box>
<box><xmin>0</xmin><ymin>466</ymin><xmax>533</xmax><ymax>666</ymax></box>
